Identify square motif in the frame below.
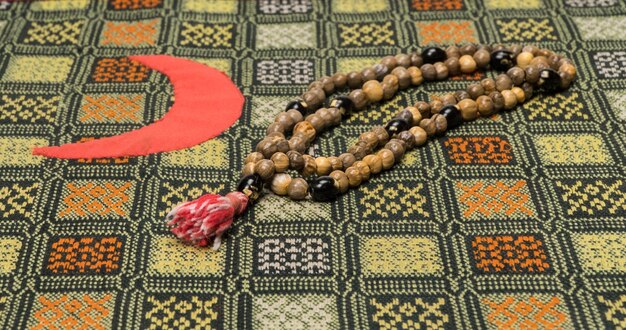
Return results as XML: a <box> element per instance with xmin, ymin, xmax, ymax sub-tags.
<box><xmin>592</xmin><ymin>51</ymin><xmax>626</xmax><ymax>79</ymax></box>
<box><xmin>416</xmin><ymin>20</ymin><xmax>478</xmax><ymax>45</ymax></box>
<box><xmin>0</xmin><ymin>137</ymin><xmax>46</xmax><ymax>166</ymax></box>
<box><xmin>192</xmin><ymin>58</ymin><xmax>231</xmax><ymax>76</ymax></box>
<box><xmin>250</xmin><ymin>95</ymin><xmax>291</xmax><ymax>127</ymax></box>
<box><xmin>19</xmin><ymin>20</ymin><xmax>83</xmax><ymax>46</ymax></box>
<box><xmin>258</xmin><ymin>0</ymin><xmax>312</xmax><ymax>14</ymax></box>
<box><xmin>107</xmin><ymin>0</ymin><xmax>162</xmax><ymax>10</ymax></box>
<box><xmin>27</xmin><ymin>292</ymin><xmax>116</xmax><ymax>329</ymax></box>
<box><xmin>158</xmin><ymin>181</ymin><xmax>227</xmax><ymax>218</ymax></box>
<box><xmin>573</xmin><ymin>16</ymin><xmax>626</xmax><ymax>40</ymax></box>
<box><xmin>44</xmin><ymin>236</ymin><xmax>124</xmax><ymax>275</ymax></box>
<box><xmin>358</xmin><ymin>181</ymin><xmax>431</xmax><ymax>220</ymax></box>
<box><xmin>30</xmin><ymin>0</ymin><xmax>89</xmax><ymax>11</ymax></box>
<box><xmin>142</xmin><ymin>294</ymin><xmax>221</xmax><ymax>329</ymax></box>
<box><xmin>521</xmin><ymin>91</ymin><xmax>590</xmax><ymax>121</ymax></box>
<box><xmin>338</xmin><ymin>22</ymin><xmax>396</xmax><ymax>47</ymax></box>
<box><xmin>178</xmin><ymin>22</ymin><xmax>233</xmax><ymax>48</ymax></box>
<box><xmin>0</xmin><ymin>94</ymin><xmax>60</xmax><ymax>124</ymax></box>
<box><xmin>453</xmin><ymin>179</ymin><xmax>536</xmax><ymax>221</ymax></box>
<box><xmin>495</xmin><ymin>18</ymin><xmax>557</xmax><ymax>42</ymax></box>
<box><xmin>360</xmin><ymin>236</ymin><xmax>444</xmax><ymax>276</ymax></box>
<box><xmin>535</xmin><ymin>134</ymin><xmax>612</xmax><ymax>165</ymax></box>
<box><xmin>182</xmin><ymin>0</ymin><xmax>238</xmax><ymax>13</ymax></box>
<box><xmin>255</xmin><ymin>59</ymin><xmax>314</xmax><ymax>85</ymax></box>
<box><xmin>0</xmin><ymin>180</ymin><xmax>38</xmax><ymax>220</ymax></box>
<box><xmin>254</xmin><ymin>194</ymin><xmax>331</xmax><ymax>222</ymax></box>
<box><xmin>480</xmin><ymin>293</ymin><xmax>573</xmax><ymax>329</ymax></box>
<box><xmin>148</xmin><ymin>236</ymin><xmax>225</xmax><ymax>276</ymax></box>
<box><xmin>565</xmin><ymin>0</ymin><xmax>617</xmax><ymax>6</ymax></box>
<box><xmin>554</xmin><ymin>179</ymin><xmax>626</xmax><ymax>217</ymax></box>
<box><xmin>597</xmin><ymin>294</ymin><xmax>626</xmax><ymax>329</ymax></box>
<box><xmin>0</xmin><ymin>237</ymin><xmax>22</xmax><ymax>275</ymax></box>
<box><xmin>100</xmin><ymin>19</ymin><xmax>160</xmax><ymax>47</ymax></box>
<box><xmin>605</xmin><ymin>90</ymin><xmax>626</xmax><ymax>121</ymax></box>
<box><xmin>333</xmin><ymin>0</ymin><xmax>389</xmax><ymax>12</ymax></box>
<box><xmin>56</xmin><ymin>180</ymin><xmax>136</xmax><ymax>220</ymax></box>
<box><xmin>368</xmin><ymin>296</ymin><xmax>454</xmax><ymax>329</ymax></box>
<box><xmin>411</xmin><ymin>0</ymin><xmax>464</xmax><ymax>10</ymax></box>
<box><xmin>441</xmin><ymin>135</ymin><xmax>515</xmax><ymax>165</ymax></box>
<box><xmin>484</xmin><ymin>0</ymin><xmax>542</xmax><ymax>8</ymax></box>
<box><xmin>336</xmin><ymin>57</ymin><xmax>377</xmax><ymax>73</ymax></box>
<box><xmin>2</xmin><ymin>56</ymin><xmax>73</xmax><ymax>83</ymax></box>
<box><xmin>573</xmin><ymin>233</ymin><xmax>626</xmax><ymax>273</ymax></box>
<box><xmin>161</xmin><ymin>138</ymin><xmax>228</xmax><ymax>169</ymax></box>
<box><xmin>253</xmin><ymin>294</ymin><xmax>338</xmax><ymax>329</ymax></box>
<box><xmin>256</xmin><ymin>22</ymin><xmax>315</xmax><ymax>49</ymax></box>
<box><xmin>90</xmin><ymin>57</ymin><xmax>151</xmax><ymax>83</ymax></box>
<box><xmin>78</xmin><ymin>93</ymin><xmax>145</xmax><ymax>124</ymax></box>
<box><xmin>469</xmin><ymin>235</ymin><xmax>551</xmax><ymax>274</ymax></box>
<box><xmin>255</xmin><ymin>237</ymin><xmax>331</xmax><ymax>275</ymax></box>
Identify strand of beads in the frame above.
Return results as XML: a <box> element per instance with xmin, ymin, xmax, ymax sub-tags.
<box><xmin>236</xmin><ymin>44</ymin><xmax>576</xmax><ymax>203</ymax></box>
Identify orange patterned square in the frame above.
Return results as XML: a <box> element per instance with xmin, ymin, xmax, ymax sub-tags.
<box><xmin>442</xmin><ymin>136</ymin><xmax>514</xmax><ymax>165</ymax></box>
<box><xmin>470</xmin><ymin>235</ymin><xmax>551</xmax><ymax>273</ymax></box>
<box><xmin>100</xmin><ymin>19</ymin><xmax>159</xmax><ymax>47</ymax></box>
<box><xmin>412</xmin><ymin>0</ymin><xmax>463</xmax><ymax>10</ymax></box>
<box><xmin>454</xmin><ymin>179</ymin><xmax>535</xmax><ymax>220</ymax></box>
<box><xmin>57</xmin><ymin>180</ymin><xmax>135</xmax><ymax>219</ymax></box>
<box><xmin>46</xmin><ymin>236</ymin><xmax>123</xmax><ymax>274</ymax></box>
<box><xmin>108</xmin><ymin>0</ymin><xmax>162</xmax><ymax>9</ymax></box>
<box><xmin>416</xmin><ymin>20</ymin><xmax>478</xmax><ymax>45</ymax></box>
<box><xmin>28</xmin><ymin>292</ymin><xmax>115</xmax><ymax>329</ymax></box>
<box><xmin>91</xmin><ymin>57</ymin><xmax>150</xmax><ymax>83</ymax></box>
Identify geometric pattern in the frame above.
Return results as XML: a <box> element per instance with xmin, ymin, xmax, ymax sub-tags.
<box><xmin>360</xmin><ymin>235</ymin><xmax>443</xmax><ymax>276</ymax></box>
<box><xmin>605</xmin><ymin>90</ymin><xmax>626</xmax><ymax>121</ymax></box>
<box><xmin>335</xmin><ymin>0</ymin><xmax>390</xmax><ymax>12</ymax></box>
<box><xmin>2</xmin><ymin>56</ymin><xmax>73</xmax><ymax>83</ymax></box>
<box><xmin>484</xmin><ymin>0</ymin><xmax>542</xmax><ymax>8</ymax></box>
<box><xmin>256</xmin><ymin>237</ymin><xmax>331</xmax><ymax>275</ymax></box>
<box><xmin>573</xmin><ymin>233</ymin><xmax>626</xmax><ymax>273</ymax></box>
<box><xmin>90</xmin><ymin>57</ymin><xmax>151</xmax><ymax>83</ymax></box>
<box><xmin>0</xmin><ymin>137</ymin><xmax>46</xmax><ymax>166</ymax></box>
<box><xmin>78</xmin><ymin>94</ymin><xmax>145</xmax><ymax>123</ymax></box>
<box><xmin>0</xmin><ymin>237</ymin><xmax>22</xmax><ymax>275</ymax></box>
<box><xmin>535</xmin><ymin>134</ymin><xmax>612</xmax><ymax>164</ymax></box>
<box><xmin>45</xmin><ymin>236</ymin><xmax>124</xmax><ymax>274</ymax></box>
<box><xmin>20</xmin><ymin>20</ymin><xmax>83</xmax><ymax>46</ymax></box>
<box><xmin>555</xmin><ymin>179</ymin><xmax>626</xmax><ymax>216</ymax></box>
<box><xmin>480</xmin><ymin>294</ymin><xmax>573</xmax><ymax>329</ymax></box>
<box><xmin>178</xmin><ymin>22</ymin><xmax>233</xmax><ymax>48</ymax></box>
<box><xmin>597</xmin><ymin>294</ymin><xmax>626</xmax><ymax>329</ymax></box>
<box><xmin>416</xmin><ymin>20</ymin><xmax>478</xmax><ymax>45</ymax></box>
<box><xmin>57</xmin><ymin>180</ymin><xmax>135</xmax><ymax>219</ymax></box>
<box><xmin>411</xmin><ymin>0</ymin><xmax>463</xmax><ymax>11</ymax></box>
<box><xmin>368</xmin><ymin>296</ymin><xmax>452</xmax><ymax>329</ymax></box>
<box><xmin>470</xmin><ymin>235</ymin><xmax>551</xmax><ymax>274</ymax></box>
<box><xmin>100</xmin><ymin>19</ymin><xmax>160</xmax><ymax>47</ymax></box>
<box><xmin>442</xmin><ymin>135</ymin><xmax>514</xmax><ymax>165</ymax></box>
<box><xmin>565</xmin><ymin>0</ymin><xmax>617</xmax><ymax>6</ymax></box>
<box><xmin>258</xmin><ymin>0</ymin><xmax>312</xmax><ymax>14</ymax></box>
<box><xmin>496</xmin><ymin>18</ymin><xmax>558</xmax><ymax>42</ymax></box>
<box><xmin>27</xmin><ymin>292</ymin><xmax>115</xmax><ymax>330</ymax></box>
<box><xmin>454</xmin><ymin>179</ymin><xmax>535</xmax><ymax>220</ymax></box>
<box><xmin>256</xmin><ymin>22</ymin><xmax>315</xmax><ymax>49</ymax></box>
<box><xmin>0</xmin><ymin>181</ymin><xmax>38</xmax><ymax>220</ymax></box>
<box><xmin>255</xmin><ymin>59</ymin><xmax>314</xmax><ymax>85</ymax></box>
<box><xmin>521</xmin><ymin>92</ymin><xmax>589</xmax><ymax>121</ymax></box>
<box><xmin>108</xmin><ymin>0</ymin><xmax>162</xmax><ymax>10</ymax></box>
<box><xmin>573</xmin><ymin>16</ymin><xmax>626</xmax><ymax>40</ymax></box>
<box><xmin>359</xmin><ymin>182</ymin><xmax>430</xmax><ymax>219</ymax></box>
<box><xmin>148</xmin><ymin>236</ymin><xmax>225</xmax><ymax>276</ymax></box>
<box><xmin>338</xmin><ymin>22</ymin><xmax>396</xmax><ymax>47</ymax></box>
<box><xmin>182</xmin><ymin>0</ymin><xmax>238</xmax><ymax>13</ymax></box>
<box><xmin>0</xmin><ymin>94</ymin><xmax>60</xmax><ymax>124</ymax></box>
<box><xmin>253</xmin><ymin>294</ymin><xmax>338</xmax><ymax>329</ymax></box>
<box><xmin>592</xmin><ymin>51</ymin><xmax>626</xmax><ymax>79</ymax></box>
<box><xmin>161</xmin><ymin>138</ymin><xmax>228</xmax><ymax>169</ymax></box>
<box><xmin>143</xmin><ymin>295</ymin><xmax>220</xmax><ymax>329</ymax></box>
<box><xmin>30</xmin><ymin>0</ymin><xmax>89</xmax><ymax>11</ymax></box>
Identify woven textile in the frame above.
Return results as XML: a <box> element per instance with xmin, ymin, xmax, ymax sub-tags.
<box><xmin>0</xmin><ymin>0</ymin><xmax>625</xmax><ymax>329</ymax></box>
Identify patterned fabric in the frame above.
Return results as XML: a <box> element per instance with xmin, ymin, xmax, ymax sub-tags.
<box><xmin>0</xmin><ymin>1</ymin><xmax>624</xmax><ymax>329</ymax></box>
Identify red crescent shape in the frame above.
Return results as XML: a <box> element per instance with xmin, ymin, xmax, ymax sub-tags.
<box><xmin>32</xmin><ymin>55</ymin><xmax>244</xmax><ymax>159</ymax></box>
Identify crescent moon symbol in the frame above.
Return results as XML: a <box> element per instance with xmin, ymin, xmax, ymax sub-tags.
<box><xmin>33</xmin><ymin>55</ymin><xmax>244</xmax><ymax>159</ymax></box>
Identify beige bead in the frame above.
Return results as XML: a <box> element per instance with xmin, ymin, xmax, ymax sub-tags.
<box><xmin>275</xmin><ymin>112</ymin><xmax>295</xmax><ymax>131</ymax></box>
<box><xmin>476</xmin><ymin>95</ymin><xmax>495</xmax><ymax>116</ymax></box>
<box><xmin>362</xmin><ymin>80</ymin><xmax>384</xmax><ymax>103</ymax></box>
<box><xmin>377</xmin><ymin>149</ymin><xmax>395</xmax><ymax>170</ymax></box>
<box><xmin>329</xmin><ymin>156</ymin><xmax>343</xmax><ymax>171</ymax></box>
<box><xmin>434</xmin><ymin>62</ymin><xmax>448</xmax><ymax>80</ymax></box>
<box><xmin>271</xmin><ymin>152</ymin><xmax>289</xmax><ymax>172</ymax></box>
<box><xmin>405</xmin><ymin>106</ymin><xmax>423</xmax><ymax>126</ymax></box>
<box><xmin>511</xmin><ymin>87</ymin><xmax>525</xmax><ymax>103</ymax></box>
<box><xmin>271</xmin><ymin>173</ymin><xmax>292</xmax><ymax>196</ymax></box>
<box><xmin>288</xmin><ymin>178</ymin><xmax>309</xmax><ymax>200</ymax></box>
<box><xmin>315</xmin><ymin>157</ymin><xmax>332</xmax><ymax>176</ymax></box>
<box><xmin>384</xmin><ymin>139</ymin><xmax>405</xmax><ymax>162</ymax></box>
<box><xmin>459</xmin><ymin>55</ymin><xmax>477</xmax><ymax>73</ymax></box>
<box><xmin>353</xmin><ymin>161</ymin><xmax>371</xmax><ymax>181</ymax></box>
<box><xmin>255</xmin><ymin>159</ymin><xmax>275</xmax><ymax>181</ymax></box>
<box><xmin>407</xmin><ymin>66</ymin><xmax>424</xmax><ymax>85</ymax></box>
<box><xmin>560</xmin><ymin>63</ymin><xmax>576</xmax><ymax>78</ymax></box>
<box><xmin>362</xmin><ymin>154</ymin><xmax>383</xmax><ymax>174</ymax></box>
<box><xmin>359</xmin><ymin>131</ymin><xmax>379</xmax><ymax>149</ymax></box>
<box><xmin>245</xmin><ymin>152</ymin><xmax>264</xmax><ymax>164</ymax></box>
<box><xmin>501</xmin><ymin>90</ymin><xmax>518</xmax><ymax>109</ymax></box>
<box><xmin>516</xmin><ymin>52</ymin><xmax>534</xmax><ymax>68</ymax></box>
<box><xmin>409</xmin><ymin>126</ymin><xmax>428</xmax><ymax>146</ymax></box>
<box><xmin>433</xmin><ymin>114</ymin><xmax>447</xmax><ymax>135</ymax></box>
<box><xmin>241</xmin><ymin>162</ymin><xmax>256</xmax><ymax>177</ymax></box>
<box><xmin>372</xmin><ymin>126</ymin><xmax>390</xmax><ymax>146</ymax></box>
<box><xmin>458</xmin><ymin>99</ymin><xmax>478</xmax><ymax>121</ymax></box>
<box><xmin>302</xmin><ymin>155</ymin><xmax>317</xmax><ymax>177</ymax></box>
<box><xmin>288</xmin><ymin>134</ymin><xmax>307</xmax><ymax>153</ymax></box>
<box><xmin>287</xmin><ymin>150</ymin><xmax>304</xmax><ymax>170</ymax></box>
<box><xmin>305</xmin><ymin>113</ymin><xmax>325</xmax><ymax>132</ymax></box>
<box><xmin>293</xmin><ymin>121</ymin><xmax>316</xmax><ymax>143</ymax></box>
<box><xmin>286</xmin><ymin>109</ymin><xmax>303</xmax><ymax>123</ymax></box>
<box><xmin>414</xmin><ymin>101</ymin><xmax>431</xmax><ymax>118</ymax></box>
<box><xmin>419</xmin><ymin>118</ymin><xmax>436</xmax><ymax>136</ymax></box>
<box><xmin>338</xmin><ymin>153</ymin><xmax>357</xmax><ymax>168</ymax></box>
<box><xmin>345</xmin><ymin>167</ymin><xmax>362</xmax><ymax>187</ymax></box>
<box><xmin>349</xmin><ymin>89</ymin><xmax>368</xmax><ymax>110</ymax></box>
<box><xmin>330</xmin><ymin>170</ymin><xmax>349</xmax><ymax>193</ymax></box>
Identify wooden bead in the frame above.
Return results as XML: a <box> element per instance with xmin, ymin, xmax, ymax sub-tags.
<box><xmin>288</xmin><ymin>178</ymin><xmax>309</xmax><ymax>200</ymax></box>
<box><xmin>407</xmin><ymin>66</ymin><xmax>424</xmax><ymax>85</ymax></box>
<box><xmin>329</xmin><ymin>156</ymin><xmax>343</xmax><ymax>171</ymax></box>
<box><xmin>345</xmin><ymin>167</ymin><xmax>362</xmax><ymax>187</ymax></box>
<box><xmin>405</xmin><ymin>106</ymin><xmax>423</xmax><ymax>126</ymax></box>
<box><xmin>396</xmin><ymin>109</ymin><xmax>414</xmax><ymax>125</ymax></box>
<box><xmin>266</xmin><ymin>122</ymin><xmax>285</xmax><ymax>135</ymax></box>
<box><xmin>316</xmin><ymin>108</ymin><xmax>334</xmax><ymax>126</ymax></box>
<box><xmin>275</xmin><ymin>112</ymin><xmax>295</xmax><ymax>131</ymax></box>
<box><xmin>434</xmin><ymin>62</ymin><xmax>448</xmax><ymax>80</ymax></box>
<box><xmin>458</xmin><ymin>99</ymin><xmax>478</xmax><ymax>121</ymax></box>
<box><xmin>271</xmin><ymin>173</ymin><xmax>292</xmax><ymax>196</ymax></box>
<box><xmin>391</xmin><ymin>67</ymin><xmax>411</xmax><ymax>89</ymax></box>
<box><xmin>501</xmin><ymin>90</ymin><xmax>518</xmax><ymax>109</ymax></box>
<box><xmin>287</xmin><ymin>150</ymin><xmax>304</xmax><ymax>170</ymax></box>
<box><xmin>444</xmin><ymin>57</ymin><xmax>460</xmax><ymax>76</ymax></box>
<box><xmin>430</xmin><ymin>99</ymin><xmax>444</xmax><ymax>114</ymax></box>
<box><xmin>559</xmin><ymin>63</ymin><xmax>576</xmax><ymax>78</ymax></box>
<box><xmin>286</xmin><ymin>109</ymin><xmax>303</xmax><ymax>123</ymax></box>
<box><xmin>530</xmin><ymin>56</ymin><xmax>549</xmax><ymax>69</ymax></box>
<box><xmin>511</xmin><ymin>87</ymin><xmax>525</xmax><ymax>103</ymax></box>
<box><xmin>288</xmin><ymin>134</ymin><xmax>307</xmax><ymax>153</ymax></box>
<box><xmin>420</xmin><ymin>63</ymin><xmax>437</xmax><ymax>81</ymax></box>
<box><xmin>362</xmin><ymin>67</ymin><xmax>377</xmax><ymax>81</ymax></box>
<box><xmin>476</xmin><ymin>95</ymin><xmax>495</xmax><ymax>116</ymax></box>
<box><xmin>446</xmin><ymin>45</ymin><xmax>460</xmax><ymax>58</ymax></box>
<box><xmin>516</xmin><ymin>52</ymin><xmax>534</xmax><ymax>68</ymax></box>
<box><xmin>377</xmin><ymin>149</ymin><xmax>395</xmax><ymax>170</ymax></box>
<box><xmin>353</xmin><ymin>161</ymin><xmax>371</xmax><ymax>181</ymax></box>
<box><xmin>459</xmin><ymin>55</ymin><xmax>477</xmax><ymax>73</ymax></box>
<box><xmin>481</xmin><ymin>78</ymin><xmax>497</xmax><ymax>94</ymax></box>
<box><xmin>397</xmin><ymin>130</ymin><xmax>416</xmax><ymax>149</ymax></box>
<box><xmin>315</xmin><ymin>157</ymin><xmax>332</xmax><ymax>176</ymax></box>
<box><xmin>489</xmin><ymin>91</ymin><xmax>505</xmax><ymax>111</ymax></box>
<box><xmin>467</xmin><ymin>83</ymin><xmax>485</xmax><ymax>100</ymax></box>
<box><xmin>507</xmin><ymin>67</ymin><xmax>525</xmax><ymax>86</ymax></box>
<box><xmin>381</xmin><ymin>82</ymin><xmax>396</xmax><ymax>100</ymax></box>
<box><xmin>372</xmin><ymin>126</ymin><xmax>390</xmax><ymax>146</ymax></box>
<box><xmin>495</xmin><ymin>74</ymin><xmax>513</xmax><ymax>92</ymax></box>
<box><xmin>359</xmin><ymin>131</ymin><xmax>379</xmax><ymax>149</ymax></box>
<box><xmin>473</xmin><ymin>49</ymin><xmax>490</xmax><ymax>69</ymax></box>
<box><xmin>330</xmin><ymin>170</ymin><xmax>349</xmax><ymax>193</ymax></box>
<box><xmin>440</xmin><ymin>94</ymin><xmax>457</xmax><ymax>106</ymax></box>
<box><xmin>524</xmin><ymin>65</ymin><xmax>540</xmax><ymax>84</ymax></box>
<box><xmin>381</xmin><ymin>55</ymin><xmax>397</xmax><ymax>70</ymax></box>
<box><xmin>455</xmin><ymin>90</ymin><xmax>470</xmax><ymax>102</ymax></box>
<box><xmin>409</xmin><ymin>126</ymin><xmax>428</xmax><ymax>146</ymax></box>
<box><xmin>256</xmin><ymin>138</ymin><xmax>278</xmax><ymax>159</ymax></box>
<box><xmin>460</xmin><ymin>44</ymin><xmax>477</xmax><ymax>55</ymax></box>
<box><xmin>395</xmin><ymin>53</ymin><xmax>412</xmax><ymax>68</ymax></box>
<box><xmin>302</xmin><ymin>155</ymin><xmax>317</xmax><ymax>177</ymax></box>
<box><xmin>255</xmin><ymin>159</ymin><xmax>275</xmax><ymax>181</ymax></box>
<box><xmin>338</xmin><ymin>153</ymin><xmax>356</xmax><ymax>168</ymax></box>
<box><xmin>271</xmin><ymin>152</ymin><xmax>289</xmax><ymax>172</ymax></box>
<box><xmin>363</xmin><ymin>80</ymin><xmax>384</xmax><ymax>102</ymax></box>
<box><xmin>414</xmin><ymin>101</ymin><xmax>431</xmax><ymax>118</ymax></box>
<box><xmin>332</xmin><ymin>72</ymin><xmax>347</xmax><ymax>89</ymax></box>
<box><xmin>363</xmin><ymin>154</ymin><xmax>383</xmax><ymax>174</ymax></box>
<box><xmin>348</xmin><ymin>89</ymin><xmax>368</xmax><ymax>110</ymax></box>
<box><xmin>419</xmin><ymin>118</ymin><xmax>436</xmax><ymax>136</ymax></box>
<box><xmin>384</xmin><ymin>139</ymin><xmax>405</xmax><ymax>162</ymax></box>
<box><xmin>305</xmin><ymin>113</ymin><xmax>325</xmax><ymax>132</ymax></box>
<box><xmin>347</xmin><ymin>71</ymin><xmax>363</xmax><ymax>89</ymax></box>
<box><xmin>245</xmin><ymin>152</ymin><xmax>264</xmax><ymax>164</ymax></box>
<box><xmin>293</xmin><ymin>121</ymin><xmax>316</xmax><ymax>143</ymax></box>
<box><xmin>319</xmin><ymin>76</ymin><xmax>334</xmax><ymax>94</ymax></box>
<box><xmin>241</xmin><ymin>162</ymin><xmax>256</xmax><ymax>177</ymax></box>
<box><xmin>410</xmin><ymin>53</ymin><xmax>423</xmax><ymax>67</ymax></box>
<box><xmin>433</xmin><ymin>113</ymin><xmax>447</xmax><ymax>135</ymax></box>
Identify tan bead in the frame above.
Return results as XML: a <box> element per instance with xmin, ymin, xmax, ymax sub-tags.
<box><xmin>271</xmin><ymin>152</ymin><xmax>289</xmax><ymax>172</ymax></box>
<box><xmin>381</xmin><ymin>82</ymin><xmax>396</xmax><ymax>100</ymax></box>
<box><xmin>338</xmin><ymin>153</ymin><xmax>356</xmax><ymax>168</ymax></box>
<box><xmin>511</xmin><ymin>87</ymin><xmax>525</xmax><ymax>103</ymax></box>
<box><xmin>407</xmin><ymin>66</ymin><xmax>424</xmax><ymax>85</ymax></box>
<box><xmin>288</xmin><ymin>134</ymin><xmax>307</xmax><ymax>153</ymax></box>
<box><xmin>441</xmin><ymin>94</ymin><xmax>457</xmax><ymax>106</ymax></box>
<box><xmin>476</xmin><ymin>95</ymin><xmax>495</xmax><ymax>116</ymax></box>
<box><xmin>481</xmin><ymin>78</ymin><xmax>497</xmax><ymax>94</ymax></box>
<box><xmin>362</xmin><ymin>80</ymin><xmax>384</xmax><ymax>103</ymax></box>
<box><xmin>434</xmin><ymin>62</ymin><xmax>448</xmax><ymax>80</ymax></box>
<box><xmin>459</xmin><ymin>55</ymin><xmax>477</xmax><ymax>73</ymax></box>
<box><xmin>305</xmin><ymin>113</ymin><xmax>325</xmax><ymax>132</ymax></box>
<box><xmin>286</xmin><ymin>109</ymin><xmax>303</xmax><ymax>123</ymax></box>
<box><xmin>433</xmin><ymin>114</ymin><xmax>447</xmax><ymax>135</ymax></box>
<box><xmin>372</xmin><ymin>126</ymin><xmax>390</xmax><ymax>146</ymax></box>
<box><xmin>409</xmin><ymin>126</ymin><xmax>428</xmax><ymax>146</ymax></box>
<box><xmin>288</xmin><ymin>178</ymin><xmax>309</xmax><ymax>200</ymax></box>
<box><xmin>293</xmin><ymin>121</ymin><xmax>316</xmax><ymax>143</ymax></box>
<box><xmin>348</xmin><ymin>89</ymin><xmax>368</xmax><ymax>110</ymax></box>
<box><xmin>405</xmin><ymin>106</ymin><xmax>423</xmax><ymax>126</ymax></box>
<box><xmin>255</xmin><ymin>159</ymin><xmax>275</xmax><ymax>181</ymax></box>
<box><xmin>419</xmin><ymin>118</ymin><xmax>436</xmax><ymax>136</ymax></box>
<box><xmin>302</xmin><ymin>155</ymin><xmax>317</xmax><ymax>177</ymax></box>
<box><xmin>467</xmin><ymin>83</ymin><xmax>485</xmax><ymax>100</ymax></box>
<box><xmin>391</xmin><ymin>67</ymin><xmax>411</xmax><ymax>89</ymax></box>
<box><xmin>430</xmin><ymin>99</ymin><xmax>443</xmax><ymax>114</ymax></box>
<box><xmin>414</xmin><ymin>101</ymin><xmax>431</xmax><ymax>118</ymax></box>
<box><xmin>353</xmin><ymin>161</ymin><xmax>371</xmax><ymax>181</ymax></box>
<box><xmin>495</xmin><ymin>74</ymin><xmax>513</xmax><ymax>92</ymax></box>
<box><xmin>319</xmin><ymin>76</ymin><xmax>335</xmax><ymax>94</ymax></box>
<box><xmin>256</xmin><ymin>138</ymin><xmax>277</xmax><ymax>159</ymax></box>
<box><xmin>560</xmin><ymin>63</ymin><xmax>576</xmax><ymax>78</ymax></box>
<box><xmin>421</xmin><ymin>63</ymin><xmax>437</xmax><ymax>81</ymax></box>
<box><xmin>275</xmin><ymin>112</ymin><xmax>295</xmax><ymax>131</ymax></box>
<box><xmin>332</xmin><ymin>72</ymin><xmax>347</xmax><ymax>89</ymax></box>
<box><xmin>359</xmin><ymin>131</ymin><xmax>378</xmax><ymax>149</ymax></box>
<box><xmin>271</xmin><ymin>173</ymin><xmax>292</xmax><ymax>196</ymax></box>
<box><xmin>501</xmin><ymin>90</ymin><xmax>518</xmax><ymax>109</ymax></box>
<box><xmin>245</xmin><ymin>152</ymin><xmax>264</xmax><ymax>164</ymax></box>
<box><xmin>362</xmin><ymin>154</ymin><xmax>383</xmax><ymax>174</ymax></box>
<box><xmin>347</xmin><ymin>71</ymin><xmax>363</xmax><ymax>89</ymax></box>
<box><xmin>516</xmin><ymin>52</ymin><xmax>534</xmax><ymax>68</ymax></box>
<box><xmin>458</xmin><ymin>99</ymin><xmax>478</xmax><ymax>121</ymax></box>
<box><xmin>266</xmin><ymin>122</ymin><xmax>285</xmax><ymax>135</ymax></box>
<box><xmin>530</xmin><ymin>56</ymin><xmax>549</xmax><ymax>69</ymax></box>
<box><xmin>329</xmin><ymin>156</ymin><xmax>343</xmax><ymax>171</ymax></box>
<box><xmin>345</xmin><ymin>167</ymin><xmax>362</xmax><ymax>187</ymax></box>
<box><xmin>287</xmin><ymin>150</ymin><xmax>304</xmax><ymax>170</ymax></box>
<box><xmin>395</xmin><ymin>53</ymin><xmax>412</xmax><ymax>68</ymax></box>
<box><xmin>473</xmin><ymin>49</ymin><xmax>490</xmax><ymax>69</ymax></box>
<box><xmin>330</xmin><ymin>170</ymin><xmax>349</xmax><ymax>193</ymax></box>
<box><xmin>241</xmin><ymin>162</ymin><xmax>256</xmax><ymax>177</ymax></box>
<box><xmin>507</xmin><ymin>66</ymin><xmax>526</xmax><ymax>86</ymax></box>
<box><xmin>384</xmin><ymin>139</ymin><xmax>405</xmax><ymax>162</ymax></box>
<box><xmin>377</xmin><ymin>149</ymin><xmax>395</xmax><ymax>170</ymax></box>
<box><xmin>315</xmin><ymin>157</ymin><xmax>332</xmax><ymax>176</ymax></box>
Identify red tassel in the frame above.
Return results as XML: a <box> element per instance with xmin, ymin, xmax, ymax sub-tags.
<box><xmin>165</xmin><ymin>191</ymin><xmax>249</xmax><ymax>249</ymax></box>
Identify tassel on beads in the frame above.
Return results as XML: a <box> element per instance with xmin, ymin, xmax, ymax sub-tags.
<box><xmin>165</xmin><ymin>191</ymin><xmax>249</xmax><ymax>249</ymax></box>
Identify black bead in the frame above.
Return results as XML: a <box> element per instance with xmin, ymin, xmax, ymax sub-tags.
<box><xmin>310</xmin><ymin>176</ymin><xmax>338</xmax><ymax>202</ymax></box>
<box><xmin>440</xmin><ymin>105</ymin><xmax>463</xmax><ymax>129</ymax></box>
<box><xmin>490</xmin><ymin>50</ymin><xmax>514</xmax><ymax>71</ymax></box>
<box><xmin>237</xmin><ymin>174</ymin><xmax>264</xmax><ymax>201</ymax></box>
<box><xmin>421</xmin><ymin>47</ymin><xmax>447</xmax><ymax>64</ymax></box>
<box><xmin>285</xmin><ymin>100</ymin><xmax>308</xmax><ymax>116</ymax></box>
<box><xmin>329</xmin><ymin>96</ymin><xmax>354</xmax><ymax>118</ymax></box>
<box><xmin>384</xmin><ymin>118</ymin><xmax>410</xmax><ymax>137</ymax></box>
<box><xmin>539</xmin><ymin>68</ymin><xmax>561</xmax><ymax>93</ymax></box>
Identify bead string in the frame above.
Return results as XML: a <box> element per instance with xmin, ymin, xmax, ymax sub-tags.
<box><xmin>237</xmin><ymin>44</ymin><xmax>576</xmax><ymax>203</ymax></box>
